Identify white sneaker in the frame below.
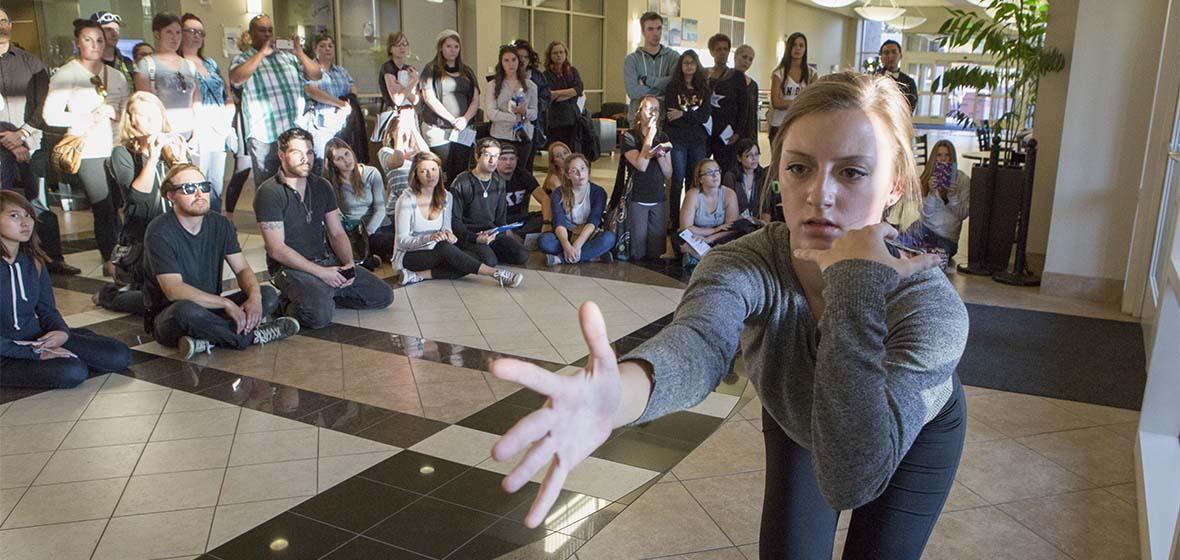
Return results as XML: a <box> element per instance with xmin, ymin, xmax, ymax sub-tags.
<box><xmin>545</xmin><ymin>254</ymin><xmax>562</xmax><ymax>267</ymax></box>
<box><xmin>252</xmin><ymin>317</ymin><xmax>300</xmax><ymax>345</ymax></box>
<box><xmin>179</xmin><ymin>336</ymin><xmax>213</xmax><ymax>359</ymax></box>
<box><xmin>398</xmin><ymin>269</ymin><xmax>423</xmax><ymax>286</ymax></box>
<box><xmin>493</xmin><ymin>269</ymin><xmax>524</xmax><ymax>288</ymax></box>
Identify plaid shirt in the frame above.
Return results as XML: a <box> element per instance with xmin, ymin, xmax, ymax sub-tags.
<box><xmin>230</xmin><ymin>48</ymin><xmax>306</xmax><ymax>143</ymax></box>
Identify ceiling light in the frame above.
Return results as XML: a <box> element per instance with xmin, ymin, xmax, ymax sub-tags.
<box><xmin>810</xmin><ymin>0</ymin><xmax>858</xmax><ymax>7</ymax></box>
<box><xmin>855</xmin><ymin>1</ymin><xmax>906</xmax><ymax>22</ymax></box>
<box><xmin>888</xmin><ymin>14</ymin><xmax>927</xmax><ymax>29</ymax></box>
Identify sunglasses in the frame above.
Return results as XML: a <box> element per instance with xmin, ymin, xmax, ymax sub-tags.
<box><xmin>89</xmin><ymin>75</ymin><xmax>108</xmax><ymax>97</ymax></box>
<box><xmin>170</xmin><ymin>181</ymin><xmax>213</xmax><ymax>195</ymax></box>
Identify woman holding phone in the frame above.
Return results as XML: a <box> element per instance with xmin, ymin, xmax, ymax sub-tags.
<box><xmin>620</xmin><ymin>94</ymin><xmax>672</xmax><ymax>261</ymax></box>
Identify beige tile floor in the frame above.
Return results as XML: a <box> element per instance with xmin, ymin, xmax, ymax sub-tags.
<box><xmin>0</xmin><ymin>374</ymin><xmax>400</xmax><ymax>560</ymax></box>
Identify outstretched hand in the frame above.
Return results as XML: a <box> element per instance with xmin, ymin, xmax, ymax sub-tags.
<box><xmin>489</xmin><ymin>302</ymin><xmax>621</xmax><ymax>528</ymax></box>
<box><xmin>792</xmin><ymin>223</ymin><xmax>942</xmax><ymax>279</ymax></box>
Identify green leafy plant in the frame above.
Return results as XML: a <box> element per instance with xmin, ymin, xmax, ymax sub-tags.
<box><xmin>933</xmin><ymin>0</ymin><xmax>1066</xmax><ymax>153</ymax></box>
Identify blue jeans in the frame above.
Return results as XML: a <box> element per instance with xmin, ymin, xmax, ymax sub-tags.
<box><xmin>152</xmin><ymin>286</ymin><xmax>281</xmax><ymax>350</ymax></box>
<box><xmin>759</xmin><ymin>378</ymin><xmax>966</xmax><ymax>559</ymax></box>
<box><xmin>538</xmin><ymin>230</ymin><xmax>617</xmax><ymax>263</ymax></box>
<box><xmin>902</xmin><ymin>221</ymin><xmax>960</xmax><ymax>259</ymax></box>
<box><xmin>0</xmin><ymin>328</ymin><xmax>133</xmax><ymax>389</ymax></box>
<box><xmin>670</xmin><ymin>141</ymin><xmax>709</xmax><ymax>232</ymax></box>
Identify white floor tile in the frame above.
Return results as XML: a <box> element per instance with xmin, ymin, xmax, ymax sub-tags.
<box><xmin>0</xmin><ymin>394</ymin><xmax>93</xmax><ymax>426</ymax></box>
<box><xmin>0</xmin><ymin>422</ymin><xmax>74</xmax><ymax>456</ymax></box>
<box><xmin>686</xmin><ymin>392</ymin><xmax>742</xmax><ymax>419</ymax></box>
<box><xmin>0</xmin><ymin>487</ymin><xmax>23</xmax><ymax>523</ymax></box>
<box><xmin>135</xmin><ymin>435</ymin><xmax>233</xmax><ymax>476</ymax></box>
<box><xmin>235</xmin><ymin>407</ymin><xmax>311</xmax><ymax>434</ymax></box>
<box><xmin>92</xmin><ymin>507</ymin><xmax>214</xmax><ymax>560</ymax></box>
<box><xmin>206</xmin><ymin>497</ymin><xmax>309</xmax><ymax>550</ymax></box>
<box><xmin>60</xmin><ymin>415</ymin><xmax>159</xmax><ymax>450</ymax></box>
<box><xmin>0</xmin><ymin>452</ymin><xmax>52</xmax><ymax>489</ymax></box>
<box><xmin>33</xmin><ymin>443</ymin><xmax>144</xmax><ymax>486</ymax></box>
<box><xmin>150</xmin><ymin>408</ymin><xmax>241</xmax><ymax>442</ymax></box>
<box><xmin>114</xmin><ymin>469</ymin><xmax>224</xmax><ymax>516</ymax></box>
<box><xmin>227</xmin><ymin>427</ymin><xmax>318</xmax><ymax>467</ymax></box>
<box><xmin>0</xmin><ymin>518</ymin><xmax>107</xmax><ymax>560</ymax></box>
<box><xmin>317</xmin><ymin>428</ymin><xmax>401</xmax><ymax>457</ymax></box>
<box><xmin>410</xmin><ymin>425</ymin><xmax>501</xmax><ymax>466</ymax></box>
<box><xmin>162</xmin><ymin>391</ymin><xmax>238</xmax><ymax>414</ymax></box>
<box><xmin>1</xmin><ymin>477</ymin><xmax>126</xmax><ymax>529</ymax></box>
<box><xmin>218</xmin><ymin>459</ymin><xmax>317</xmax><ymax>505</ymax></box>
<box><xmin>80</xmin><ymin>390</ymin><xmax>170</xmax><ymax>420</ymax></box>
<box><xmin>97</xmin><ymin>375</ymin><xmax>168</xmax><ymax>394</ymax></box>
<box><xmin>317</xmin><ymin>451</ymin><xmax>398</xmax><ymax>491</ymax></box>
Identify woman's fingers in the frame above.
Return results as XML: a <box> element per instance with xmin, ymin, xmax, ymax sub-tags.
<box><xmin>578</xmin><ymin>302</ymin><xmax>615</xmax><ymax>368</ymax></box>
<box><xmin>490</xmin><ymin>358</ymin><xmax>564</xmax><ymax>397</ymax></box>
<box><xmin>898</xmin><ymin>253</ymin><xmax>944</xmax><ymax>277</ymax></box>
<box><xmin>523</xmin><ymin>461</ymin><xmax>570</xmax><ymax>528</ymax></box>
<box><xmin>792</xmin><ymin>248</ymin><xmax>824</xmax><ymax>264</ymax></box>
<box><xmin>503</xmin><ymin>436</ymin><xmax>556</xmax><ymax>493</ymax></box>
<box><xmin>492</xmin><ymin>406</ymin><xmax>554</xmax><ymax>462</ymax></box>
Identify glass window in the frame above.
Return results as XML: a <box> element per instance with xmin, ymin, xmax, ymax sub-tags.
<box><xmin>572</xmin><ymin>0</ymin><xmax>603</xmax><ymax>14</ymax></box>
<box><xmin>502</xmin><ymin>7</ymin><xmax>531</xmax><ymax>46</ymax></box>
<box><xmin>733</xmin><ymin>0</ymin><xmax>746</xmax><ymax>17</ymax></box>
<box><xmin>534</xmin><ymin>11</ymin><xmax>569</xmax><ymax>59</ymax></box>
<box><xmin>338</xmin><ymin>0</ymin><xmax>401</xmax><ymax>95</ymax></box>
<box><xmin>721</xmin><ymin>0</ymin><xmax>733</xmax><ymax>16</ymax></box>
<box><xmin>572</xmin><ymin>15</ymin><xmax>602</xmax><ymax>90</ymax></box>
<box><xmin>537</xmin><ymin>0</ymin><xmax>569</xmax><ymax>8</ymax></box>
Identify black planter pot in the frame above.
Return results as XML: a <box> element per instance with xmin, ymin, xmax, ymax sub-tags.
<box><xmin>960</xmin><ymin>163</ymin><xmax>1025</xmax><ymax>275</ymax></box>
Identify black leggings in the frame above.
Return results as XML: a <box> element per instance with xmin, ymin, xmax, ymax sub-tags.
<box><xmin>402</xmin><ymin>241</ymin><xmax>482</xmax><ymax>279</ymax></box>
<box><xmin>74</xmin><ymin>158</ymin><xmax>119</xmax><ymax>261</ymax></box>
<box><xmin>222</xmin><ymin>166</ymin><xmax>251</xmax><ymax>214</ymax></box>
<box><xmin>759</xmin><ymin>379</ymin><xmax>966</xmax><ymax>559</ymax></box>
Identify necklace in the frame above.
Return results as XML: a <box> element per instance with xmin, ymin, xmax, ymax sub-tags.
<box><xmin>475</xmin><ymin>175</ymin><xmax>491</xmax><ymax>198</ymax></box>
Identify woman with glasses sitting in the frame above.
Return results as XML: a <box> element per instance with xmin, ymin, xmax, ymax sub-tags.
<box><xmin>678</xmin><ymin>158</ymin><xmax>739</xmax><ymax>266</ymax></box>
<box><xmin>43</xmin><ymin>19</ymin><xmax>130</xmax><ymax>280</ymax></box>
<box><xmin>94</xmin><ymin>92</ymin><xmax>191</xmax><ymax>316</ymax></box>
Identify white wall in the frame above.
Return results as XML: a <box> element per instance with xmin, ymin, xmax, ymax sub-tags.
<box><xmin>1041</xmin><ymin>0</ymin><xmax>1168</xmax><ymax>289</ymax></box>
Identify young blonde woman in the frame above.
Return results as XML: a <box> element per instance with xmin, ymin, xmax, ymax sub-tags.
<box><xmin>678</xmin><ymin>158</ymin><xmax>739</xmax><ymax>265</ymax></box>
<box><xmin>536</xmin><ymin>140</ymin><xmax>571</xmax><ymax>233</ymax></box>
<box><xmin>538</xmin><ymin>153</ymin><xmax>613</xmax><ymax>266</ymax></box>
<box><xmin>419</xmin><ymin>29</ymin><xmax>479</xmax><ymax>183</ymax></box>
<box><xmin>489</xmin><ymin>73</ymin><xmax>964</xmax><ymax>560</ymax></box>
<box><xmin>899</xmin><ymin>139</ymin><xmax>970</xmax><ymax>261</ymax></box>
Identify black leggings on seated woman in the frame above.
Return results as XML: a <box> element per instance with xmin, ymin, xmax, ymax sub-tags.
<box><xmin>402</xmin><ymin>240</ymin><xmax>483</xmax><ymax>279</ymax></box>
<box><xmin>759</xmin><ymin>378</ymin><xmax>966</xmax><ymax>559</ymax></box>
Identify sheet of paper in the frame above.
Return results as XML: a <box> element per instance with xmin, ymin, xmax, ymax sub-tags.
<box><xmin>449</xmin><ymin>127</ymin><xmax>477</xmax><ymax>146</ymax></box>
<box><xmin>719</xmin><ymin>125</ymin><xmax>734</xmax><ymax>144</ymax></box>
<box><xmin>679</xmin><ymin>230</ymin><xmax>711</xmax><ymax>257</ymax></box>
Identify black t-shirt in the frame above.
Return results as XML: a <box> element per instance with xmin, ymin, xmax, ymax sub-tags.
<box><xmin>708</xmin><ymin>69</ymin><xmax>749</xmax><ymax>142</ymax></box>
<box><xmin>253</xmin><ymin>173</ymin><xmax>339</xmax><ymax>274</ymax></box>
<box><xmin>622</xmin><ymin>130</ymin><xmax>670</xmax><ymax>204</ymax></box>
<box><xmin>378</xmin><ymin>60</ymin><xmax>413</xmax><ymax>110</ymax></box>
<box><xmin>143</xmin><ymin>211</ymin><xmax>242</xmax><ymax>320</ymax></box>
<box><xmin>449</xmin><ymin>171</ymin><xmax>507</xmax><ymax>244</ymax></box>
<box><xmin>503</xmin><ymin>169</ymin><xmax>539</xmax><ymax>223</ymax></box>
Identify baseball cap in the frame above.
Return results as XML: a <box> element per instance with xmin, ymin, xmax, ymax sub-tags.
<box><xmin>89</xmin><ymin>11</ymin><xmax>123</xmax><ymax>26</ymax></box>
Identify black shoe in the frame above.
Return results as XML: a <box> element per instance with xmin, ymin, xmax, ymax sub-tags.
<box><xmin>361</xmin><ymin>255</ymin><xmax>381</xmax><ymax>271</ymax></box>
<box><xmin>47</xmin><ymin>260</ymin><xmax>81</xmax><ymax>276</ymax></box>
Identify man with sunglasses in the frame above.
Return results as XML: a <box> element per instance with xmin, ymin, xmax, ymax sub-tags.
<box><xmin>229</xmin><ymin>14</ymin><xmax>322</xmax><ymax>182</ymax></box>
<box><xmin>144</xmin><ymin>164</ymin><xmax>299</xmax><ymax>359</ymax></box>
<box><xmin>254</xmin><ymin>128</ymin><xmax>393</xmax><ymax>329</ymax></box>
<box><xmin>89</xmin><ymin>11</ymin><xmax>136</xmax><ymax>84</ymax></box>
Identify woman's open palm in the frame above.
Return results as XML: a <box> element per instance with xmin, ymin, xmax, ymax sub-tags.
<box><xmin>489</xmin><ymin>302</ymin><xmax>621</xmax><ymax>528</ymax></box>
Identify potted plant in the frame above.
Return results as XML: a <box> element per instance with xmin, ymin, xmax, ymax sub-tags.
<box><xmin>932</xmin><ymin>0</ymin><xmax>1065</xmax><ymax>275</ymax></box>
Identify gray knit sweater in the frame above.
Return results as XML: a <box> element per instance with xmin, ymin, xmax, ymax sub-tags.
<box><xmin>623</xmin><ymin>222</ymin><xmax>968</xmax><ymax>510</ymax></box>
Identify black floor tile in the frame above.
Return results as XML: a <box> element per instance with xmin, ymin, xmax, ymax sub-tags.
<box><xmin>353</xmin><ymin>411</ymin><xmax>448</xmax><ymax>449</ymax></box>
<box><xmin>320</xmin><ymin>536</ymin><xmax>429</xmax><ymax>559</ymax></box>
<box><xmin>0</xmin><ymin>386</ymin><xmax>46</xmax><ymax>404</ymax></box>
<box><xmin>363</xmin><ymin>497</ymin><xmax>498</xmax><ymax>559</ymax></box>
<box><xmin>447</xmin><ymin>518</ymin><xmax>573</xmax><ymax>560</ymax></box>
<box><xmin>358</xmin><ymin>450</ymin><xmax>470</xmax><ymax>494</ymax></box>
<box><xmin>456</xmin><ymin>400</ymin><xmax>536</xmax><ymax>436</ymax></box>
<box><xmin>504</xmin><ymin>489</ymin><xmax>612</xmax><ymax>533</ymax></box>
<box><xmin>292</xmin><ymin>477</ymin><xmax>420</xmax><ymax>533</ymax></box>
<box><xmin>137</xmin><ymin>363</ymin><xmax>240</xmax><ymax>392</ymax></box>
<box><xmin>551</xmin><ymin>501</ymin><xmax>626</xmax><ymax>540</ymax></box>
<box><xmin>49</xmin><ymin>274</ymin><xmax>106</xmax><ymax>294</ymax></box>
<box><xmin>429</xmin><ymin>467</ymin><xmax>537</xmax><ymax>517</ymax></box>
<box><xmin>198</xmin><ymin>381</ymin><xmax>341</xmax><ymax>420</ymax></box>
<box><xmin>590</xmin><ymin>428</ymin><xmax>695</xmax><ymax>472</ymax></box>
<box><xmin>297</xmin><ymin>323</ymin><xmax>374</xmax><ymax>344</ymax></box>
<box><xmin>297</xmin><ymin>399</ymin><xmax>396</xmax><ymax>435</ymax></box>
<box><xmin>208</xmin><ymin>512</ymin><xmax>353</xmax><ymax>560</ymax></box>
<box><xmin>629</xmin><ymin>410</ymin><xmax>724</xmax><ymax>445</ymax></box>
<box><xmin>501</xmin><ymin>387</ymin><xmax>547</xmax><ymax>409</ymax></box>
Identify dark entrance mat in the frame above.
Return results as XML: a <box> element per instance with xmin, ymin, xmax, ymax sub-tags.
<box><xmin>959</xmin><ymin>303</ymin><xmax>1146</xmax><ymax>410</ymax></box>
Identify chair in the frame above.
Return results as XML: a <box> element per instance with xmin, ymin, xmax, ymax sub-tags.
<box><xmin>594</xmin><ymin>102</ymin><xmax>630</xmax><ymax>130</ymax></box>
<box><xmin>913</xmin><ymin>133</ymin><xmax>928</xmax><ymax>167</ymax></box>
<box><xmin>975</xmin><ymin>120</ymin><xmax>992</xmax><ymax>151</ymax></box>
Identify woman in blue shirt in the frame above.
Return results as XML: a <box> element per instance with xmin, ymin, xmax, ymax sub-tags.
<box><xmin>180</xmin><ymin>13</ymin><xmax>234</xmax><ymax>212</ymax></box>
<box><xmin>302</xmin><ymin>34</ymin><xmax>356</xmax><ymax>168</ymax></box>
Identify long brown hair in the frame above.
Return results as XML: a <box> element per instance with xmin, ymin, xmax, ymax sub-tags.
<box><xmin>559</xmin><ymin>153</ymin><xmax>590</xmax><ymax>216</ymax></box>
<box><xmin>776</xmin><ymin>32</ymin><xmax>811</xmax><ymax>86</ymax></box>
<box><xmin>759</xmin><ymin>71</ymin><xmax>919</xmax><ymax>220</ymax></box>
<box><xmin>427</xmin><ymin>30</ymin><xmax>475</xmax><ymax>98</ymax></box>
<box><xmin>544</xmin><ymin>40</ymin><xmax>572</xmax><ymax>80</ymax></box>
<box><xmin>0</xmin><ymin>191</ymin><xmax>50</xmax><ymax>269</ymax></box>
<box><xmin>919</xmin><ymin>140</ymin><xmax>958</xmax><ymax>198</ymax></box>
<box><xmin>180</xmin><ymin>13</ymin><xmax>204</xmax><ymax>58</ymax></box>
<box><xmin>407</xmin><ymin>151</ymin><xmax>448</xmax><ymax>214</ymax></box>
<box><xmin>544</xmin><ymin>140</ymin><xmax>571</xmax><ymax>192</ymax></box>
<box><xmin>630</xmin><ymin>94</ymin><xmax>661</xmax><ymax>138</ymax></box>
<box><xmin>493</xmin><ymin>44</ymin><xmax>527</xmax><ymax>99</ymax></box>
<box><xmin>324</xmin><ymin>138</ymin><xmax>363</xmax><ymax>205</ymax></box>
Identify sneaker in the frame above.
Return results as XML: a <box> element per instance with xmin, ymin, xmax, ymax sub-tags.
<box><xmin>179</xmin><ymin>336</ymin><xmax>213</xmax><ymax>359</ymax></box>
<box><xmin>47</xmin><ymin>260</ymin><xmax>81</xmax><ymax>276</ymax></box>
<box><xmin>493</xmin><ymin>269</ymin><xmax>524</xmax><ymax>288</ymax></box>
<box><xmin>252</xmin><ymin>317</ymin><xmax>300</xmax><ymax>345</ymax></box>
<box><xmin>397</xmin><ymin>269</ymin><xmax>422</xmax><ymax>286</ymax></box>
<box><xmin>545</xmin><ymin>254</ymin><xmax>562</xmax><ymax>267</ymax></box>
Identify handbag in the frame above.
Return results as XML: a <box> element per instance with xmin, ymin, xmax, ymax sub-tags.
<box><xmin>110</xmin><ymin>240</ymin><xmax>145</xmax><ymax>286</ymax></box>
<box><xmin>51</xmin><ymin>133</ymin><xmax>85</xmax><ymax>175</ymax></box>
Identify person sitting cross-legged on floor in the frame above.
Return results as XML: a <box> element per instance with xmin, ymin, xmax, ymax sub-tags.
<box><xmin>253</xmin><ymin>128</ymin><xmax>393</xmax><ymax>329</ymax></box>
<box><xmin>144</xmin><ymin>165</ymin><xmax>299</xmax><ymax>359</ymax></box>
<box><xmin>392</xmin><ymin>152</ymin><xmax>524</xmax><ymax>286</ymax></box>
<box><xmin>678</xmin><ymin>158</ymin><xmax>740</xmax><ymax>266</ymax></box>
<box><xmin>539</xmin><ymin>153</ymin><xmax>614</xmax><ymax>266</ymax></box>
<box><xmin>449</xmin><ymin>137</ymin><xmax>525</xmax><ymax>287</ymax></box>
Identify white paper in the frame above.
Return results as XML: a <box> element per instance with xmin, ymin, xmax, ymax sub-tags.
<box><xmin>449</xmin><ymin>127</ymin><xmax>477</xmax><ymax>147</ymax></box>
<box><xmin>679</xmin><ymin>230</ymin><xmax>711</xmax><ymax>257</ymax></box>
<box><xmin>719</xmin><ymin>125</ymin><xmax>734</xmax><ymax>144</ymax></box>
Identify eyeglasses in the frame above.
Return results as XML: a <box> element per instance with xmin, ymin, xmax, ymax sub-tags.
<box><xmin>0</xmin><ymin>19</ymin><xmax>11</xmax><ymax>25</ymax></box>
<box><xmin>698</xmin><ymin>169</ymin><xmax>721</xmax><ymax>178</ymax></box>
<box><xmin>183</xmin><ymin>28</ymin><xmax>206</xmax><ymax>38</ymax></box>
<box><xmin>170</xmin><ymin>181</ymin><xmax>213</xmax><ymax>195</ymax></box>
<box><xmin>89</xmin><ymin>75</ymin><xmax>108</xmax><ymax>97</ymax></box>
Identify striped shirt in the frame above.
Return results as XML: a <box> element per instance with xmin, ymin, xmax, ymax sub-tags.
<box><xmin>230</xmin><ymin>48</ymin><xmax>306</xmax><ymax>143</ymax></box>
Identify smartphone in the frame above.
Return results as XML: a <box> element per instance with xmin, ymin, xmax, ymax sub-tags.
<box><xmin>339</xmin><ymin>267</ymin><xmax>356</xmax><ymax>280</ymax></box>
<box><xmin>884</xmin><ymin>239</ymin><xmax>925</xmax><ymax>259</ymax></box>
<box><xmin>275</xmin><ymin>39</ymin><xmax>295</xmax><ymax>51</ymax></box>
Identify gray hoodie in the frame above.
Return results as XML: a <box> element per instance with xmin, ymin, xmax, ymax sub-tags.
<box><xmin>623</xmin><ymin>45</ymin><xmax>679</xmax><ymax>116</ymax></box>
